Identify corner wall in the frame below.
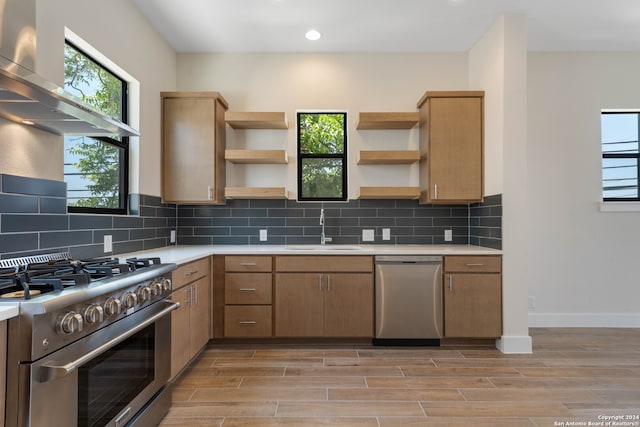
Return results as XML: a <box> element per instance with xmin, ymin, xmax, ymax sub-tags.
<box><xmin>469</xmin><ymin>14</ymin><xmax>531</xmax><ymax>353</ymax></box>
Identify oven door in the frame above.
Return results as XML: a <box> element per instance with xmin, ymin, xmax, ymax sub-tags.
<box><xmin>27</xmin><ymin>301</ymin><xmax>178</xmax><ymax>427</ymax></box>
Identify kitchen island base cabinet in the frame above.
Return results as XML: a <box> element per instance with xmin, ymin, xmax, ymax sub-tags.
<box><xmin>443</xmin><ymin>255</ymin><xmax>502</xmax><ymax>338</ymax></box>
<box><xmin>170</xmin><ymin>257</ymin><xmax>211</xmax><ymax>380</ymax></box>
<box><xmin>274</xmin><ymin>256</ymin><xmax>374</xmax><ymax>338</ymax></box>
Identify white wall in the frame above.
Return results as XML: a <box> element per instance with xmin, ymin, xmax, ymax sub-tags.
<box><xmin>528</xmin><ymin>52</ymin><xmax>640</xmax><ymax>326</ymax></box>
<box><xmin>0</xmin><ymin>0</ymin><xmax>176</xmax><ymax>197</ymax></box>
<box><xmin>469</xmin><ymin>14</ymin><xmax>532</xmax><ymax>353</ymax></box>
<box><xmin>176</xmin><ymin>53</ymin><xmax>468</xmax><ymax>198</ymax></box>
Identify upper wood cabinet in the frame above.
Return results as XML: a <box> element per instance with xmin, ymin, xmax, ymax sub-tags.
<box><xmin>417</xmin><ymin>91</ymin><xmax>484</xmax><ymax>204</ymax></box>
<box><xmin>161</xmin><ymin>92</ymin><xmax>228</xmax><ymax>204</ymax></box>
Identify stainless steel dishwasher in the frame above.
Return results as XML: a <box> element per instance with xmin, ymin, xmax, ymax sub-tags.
<box><xmin>374</xmin><ymin>255</ymin><xmax>443</xmax><ymax>345</ymax></box>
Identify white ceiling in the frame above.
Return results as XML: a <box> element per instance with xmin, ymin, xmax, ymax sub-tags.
<box><xmin>131</xmin><ymin>0</ymin><xmax>640</xmax><ymax>53</ymax></box>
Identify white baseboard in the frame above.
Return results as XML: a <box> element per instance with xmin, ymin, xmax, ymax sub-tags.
<box><xmin>496</xmin><ymin>335</ymin><xmax>533</xmax><ymax>354</ymax></box>
<box><xmin>529</xmin><ymin>312</ymin><xmax>640</xmax><ymax>327</ymax></box>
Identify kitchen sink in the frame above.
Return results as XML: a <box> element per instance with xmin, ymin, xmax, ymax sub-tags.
<box><xmin>285</xmin><ymin>245</ymin><xmax>362</xmax><ymax>251</ymax></box>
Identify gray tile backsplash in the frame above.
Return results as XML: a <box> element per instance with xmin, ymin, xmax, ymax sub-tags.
<box><xmin>177</xmin><ymin>198</ymin><xmax>474</xmax><ymax>246</ymax></box>
<box><xmin>470</xmin><ymin>194</ymin><xmax>502</xmax><ymax>249</ymax></box>
<box><xmin>0</xmin><ymin>173</ymin><xmax>502</xmax><ymax>257</ymax></box>
<box><xmin>0</xmin><ymin>174</ymin><xmax>176</xmax><ymax>259</ymax></box>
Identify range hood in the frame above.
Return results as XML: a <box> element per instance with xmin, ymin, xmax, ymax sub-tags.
<box><xmin>0</xmin><ymin>0</ymin><xmax>139</xmax><ymax>137</ymax></box>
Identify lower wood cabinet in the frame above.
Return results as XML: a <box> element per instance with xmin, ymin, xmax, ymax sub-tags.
<box><xmin>274</xmin><ymin>256</ymin><xmax>374</xmax><ymax>338</ymax></box>
<box><xmin>223</xmin><ymin>256</ymin><xmax>273</xmax><ymax>337</ymax></box>
<box><xmin>443</xmin><ymin>255</ymin><xmax>502</xmax><ymax>338</ymax></box>
<box><xmin>170</xmin><ymin>257</ymin><xmax>211</xmax><ymax>379</ymax></box>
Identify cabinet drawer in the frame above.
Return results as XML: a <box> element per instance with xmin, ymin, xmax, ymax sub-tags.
<box><xmin>444</xmin><ymin>256</ymin><xmax>501</xmax><ymax>273</ymax></box>
<box><xmin>225</xmin><ymin>273</ymin><xmax>272</xmax><ymax>304</ymax></box>
<box><xmin>224</xmin><ymin>306</ymin><xmax>272</xmax><ymax>337</ymax></box>
<box><xmin>173</xmin><ymin>257</ymin><xmax>210</xmax><ymax>289</ymax></box>
<box><xmin>275</xmin><ymin>256</ymin><xmax>373</xmax><ymax>272</ymax></box>
<box><xmin>225</xmin><ymin>256</ymin><xmax>272</xmax><ymax>272</ymax></box>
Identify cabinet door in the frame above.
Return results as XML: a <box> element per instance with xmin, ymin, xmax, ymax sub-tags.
<box><xmin>162</xmin><ymin>95</ymin><xmax>226</xmax><ymax>203</ymax></box>
<box><xmin>274</xmin><ymin>273</ymin><xmax>323</xmax><ymax>336</ymax></box>
<box><xmin>443</xmin><ymin>273</ymin><xmax>502</xmax><ymax>338</ymax></box>
<box><xmin>420</xmin><ymin>95</ymin><xmax>483</xmax><ymax>204</ymax></box>
<box><xmin>323</xmin><ymin>273</ymin><xmax>374</xmax><ymax>337</ymax></box>
<box><xmin>190</xmin><ymin>278</ymin><xmax>211</xmax><ymax>356</ymax></box>
<box><xmin>170</xmin><ymin>286</ymin><xmax>191</xmax><ymax>379</ymax></box>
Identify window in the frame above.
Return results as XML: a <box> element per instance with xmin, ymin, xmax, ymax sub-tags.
<box><xmin>64</xmin><ymin>41</ymin><xmax>129</xmax><ymax>214</ymax></box>
<box><xmin>297</xmin><ymin>112</ymin><xmax>347</xmax><ymax>201</ymax></box>
<box><xmin>601</xmin><ymin>111</ymin><xmax>640</xmax><ymax>201</ymax></box>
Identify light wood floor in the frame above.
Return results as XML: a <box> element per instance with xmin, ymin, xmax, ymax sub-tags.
<box><xmin>160</xmin><ymin>328</ymin><xmax>640</xmax><ymax>426</ymax></box>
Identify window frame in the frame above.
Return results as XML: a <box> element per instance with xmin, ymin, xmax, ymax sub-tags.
<box><xmin>64</xmin><ymin>41</ymin><xmax>130</xmax><ymax>215</ymax></box>
<box><xmin>601</xmin><ymin>110</ymin><xmax>640</xmax><ymax>202</ymax></box>
<box><xmin>296</xmin><ymin>111</ymin><xmax>348</xmax><ymax>202</ymax></box>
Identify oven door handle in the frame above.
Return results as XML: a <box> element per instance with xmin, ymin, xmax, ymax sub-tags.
<box><xmin>38</xmin><ymin>301</ymin><xmax>180</xmax><ymax>383</ymax></box>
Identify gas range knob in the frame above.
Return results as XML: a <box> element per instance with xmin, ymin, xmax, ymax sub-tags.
<box><xmin>104</xmin><ymin>297</ymin><xmax>122</xmax><ymax>316</ymax></box>
<box><xmin>121</xmin><ymin>291</ymin><xmax>138</xmax><ymax>309</ymax></box>
<box><xmin>136</xmin><ymin>285</ymin><xmax>152</xmax><ymax>302</ymax></box>
<box><xmin>84</xmin><ymin>304</ymin><xmax>104</xmax><ymax>324</ymax></box>
<box><xmin>57</xmin><ymin>312</ymin><xmax>83</xmax><ymax>335</ymax></box>
<box><xmin>161</xmin><ymin>278</ymin><xmax>172</xmax><ymax>293</ymax></box>
<box><xmin>150</xmin><ymin>281</ymin><xmax>164</xmax><ymax>296</ymax></box>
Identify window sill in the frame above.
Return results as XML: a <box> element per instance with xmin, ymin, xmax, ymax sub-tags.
<box><xmin>599</xmin><ymin>202</ymin><xmax>640</xmax><ymax>212</ymax></box>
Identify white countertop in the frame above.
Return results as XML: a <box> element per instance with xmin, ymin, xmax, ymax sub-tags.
<box><xmin>119</xmin><ymin>244</ymin><xmax>502</xmax><ymax>265</ymax></box>
<box><xmin>0</xmin><ymin>304</ymin><xmax>19</xmax><ymax>321</ymax></box>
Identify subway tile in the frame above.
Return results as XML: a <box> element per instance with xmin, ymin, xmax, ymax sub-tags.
<box><xmin>231</xmin><ymin>208</ymin><xmax>268</xmax><ymax>217</ymax></box>
<box><xmin>2</xmin><ymin>214</ymin><xmax>68</xmax><ymax>232</ymax></box>
<box><xmin>139</xmin><ymin>206</ymin><xmax>157</xmax><ymax>217</ymax></box>
<box><xmin>0</xmin><ymin>233</ymin><xmax>39</xmax><ymax>255</ymax></box>
<box><xmin>70</xmin><ymin>214</ymin><xmax>113</xmax><ymax>230</ymax></box>
<box><xmin>113</xmin><ymin>240</ymin><xmax>144</xmax><ymax>254</ymax></box>
<box><xmin>213</xmin><ymin>217</ymin><xmax>249</xmax><ymax>227</ymax></box>
<box><xmin>226</xmin><ymin>199</ymin><xmax>250</xmax><ymax>208</ymax></box>
<box><xmin>359</xmin><ymin>217</ymin><xmax>393</xmax><ymax>227</ymax></box>
<box><xmin>143</xmin><ymin>217</ymin><xmax>166</xmax><ymax>228</ymax></box>
<box><xmin>359</xmin><ymin>199</ymin><xmax>397</xmax><ymax>208</ymax></box>
<box><xmin>250</xmin><ymin>236</ymin><xmax>286</xmax><ymax>245</ymax></box>
<box><xmin>40</xmin><ymin>231</ymin><xmax>93</xmax><ymax>248</ymax></box>
<box><xmin>114</xmin><ymin>215</ymin><xmax>144</xmax><ymax>229</ymax></box>
<box><xmin>340</xmin><ymin>208</ymin><xmax>377</xmax><ymax>217</ymax></box>
<box><xmin>1</xmin><ymin>174</ymin><xmax>66</xmax><ymax>197</ymax></box>
<box><xmin>212</xmin><ymin>236</ymin><xmax>249</xmax><ymax>245</ymax></box>
<box><xmin>379</xmin><ymin>208</ymin><xmax>412</xmax><ymax>217</ymax></box>
<box><xmin>268</xmin><ymin>208</ymin><xmax>304</xmax><ymax>217</ymax></box>
<box><xmin>0</xmin><ymin>194</ymin><xmax>38</xmax><ymax>213</ymax></box>
<box><xmin>140</xmin><ymin>194</ymin><xmax>163</xmax><ymax>207</ymax></box>
<box><xmin>130</xmin><ymin>228</ymin><xmax>157</xmax><ymax>240</ymax></box>
<box><xmin>40</xmin><ymin>197</ymin><xmax>67</xmax><ymax>214</ymax></box>
<box><xmin>195</xmin><ymin>227</ymin><xmax>231</xmax><ymax>236</ymax></box>
<box><xmin>143</xmin><ymin>238</ymin><xmax>169</xmax><ymax>250</ymax></box>
<box><xmin>179</xmin><ymin>217</ymin><xmax>213</xmax><ymax>227</ymax></box>
<box><xmin>249</xmin><ymin>199</ymin><xmax>286</xmax><ymax>208</ymax></box>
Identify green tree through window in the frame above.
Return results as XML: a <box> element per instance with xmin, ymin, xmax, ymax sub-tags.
<box><xmin>64</xmin><ymin>42</ymin><xmax>128</xmax><ymax>213</ymax></box>
<box><xmin>297</xmin><ymin>113</ymin><xmax>347</xmax><ymax>200</ymax></box>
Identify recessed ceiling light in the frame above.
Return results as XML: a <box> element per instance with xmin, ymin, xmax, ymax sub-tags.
<box><xmin>305</xmin><ymin>29</ymin><xmax>321</xmax><ymax>41</ymax></box>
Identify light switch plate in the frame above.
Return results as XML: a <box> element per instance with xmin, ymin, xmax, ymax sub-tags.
<box><xmin>444</xmin><ymin>229</ymin><xmax>453</xmax><ymax>242</ymax></box>
<box><xmin>170</xmin><ymin>230</ymin><xmax>176</xmax><ymax>243</ymax></box>
<box><xmin>362</xmin><ymin>229</ymin><xmax>375</xmax><ymax>242</ymax></box>
<box><xmin>104</xmin><ymin>235</ymin><xmax>112</xmax><ymax>253</ymax></box>
<box><xmin>259</xmin><ymin>229</ymin><xmax>268</xmax><ymax>241</ymax></box>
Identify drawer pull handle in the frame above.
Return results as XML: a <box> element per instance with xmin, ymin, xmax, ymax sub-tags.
<box><xmin>239</xmin><ymin>321</ymin><xmax>256</xmax><ymax>325</ymax></box>
<box><xmin>185</xmin><ymin>270</ymin><xmax>199</xmax><ymax>276</ymax></box>
<box><xmin>465</xmin><ymin>263</ymin><xmax>484</xmax><ymax>267</ymax></box>
<box><xmin>239</xmin><ymin>262</ymin><xmax>257</xmax><ymax>267</ymax></box>
<box><xmin>239</xmin><ymin>288</ymin><xmax>256</xmax><ymax>292</ymax></box>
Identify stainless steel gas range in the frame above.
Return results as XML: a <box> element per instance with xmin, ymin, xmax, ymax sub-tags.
<box><xmin>0</xmin><ymin>253</ymin><xmax>178</xmax><ymax>427</ymax></box>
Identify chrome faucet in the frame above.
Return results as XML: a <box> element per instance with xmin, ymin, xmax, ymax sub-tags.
<box><xmin>319</xmin><ymin>208</ymin><xmax>327</xmax><ymax>245</ymax></box>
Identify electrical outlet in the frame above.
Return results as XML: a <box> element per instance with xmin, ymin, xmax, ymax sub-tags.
<box><xmin>444</xmin><ymin>229</ymin><xmax>453</xmax><ymax>242</ymax></box>
<box><xmin>104</xmin><ymin>235</ymin><xmax>112</xmax><ymax>253</ymax></box>
<box><xmin>259</xmin><ymin>229</ymin><xmax>268</xmax><ymax>241</ymax></box>
<box><xmin>382</xmin><ymin>228</ymin><xmax>391</xmax><ymax>241</ymax></box>
<box><xmin>170</xmin><ymin>230</ymin><xmax>176</xmax><ymax>243</ymax></box>
<box><xmin>528</xmin><ymin>296</ymin><xmax>536</xmax><ymax>309</ymax></box>
<box><xmin>362</xmin><ymin>229</ymin><xmax>375</xmax><ymax>242</ymax></box>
